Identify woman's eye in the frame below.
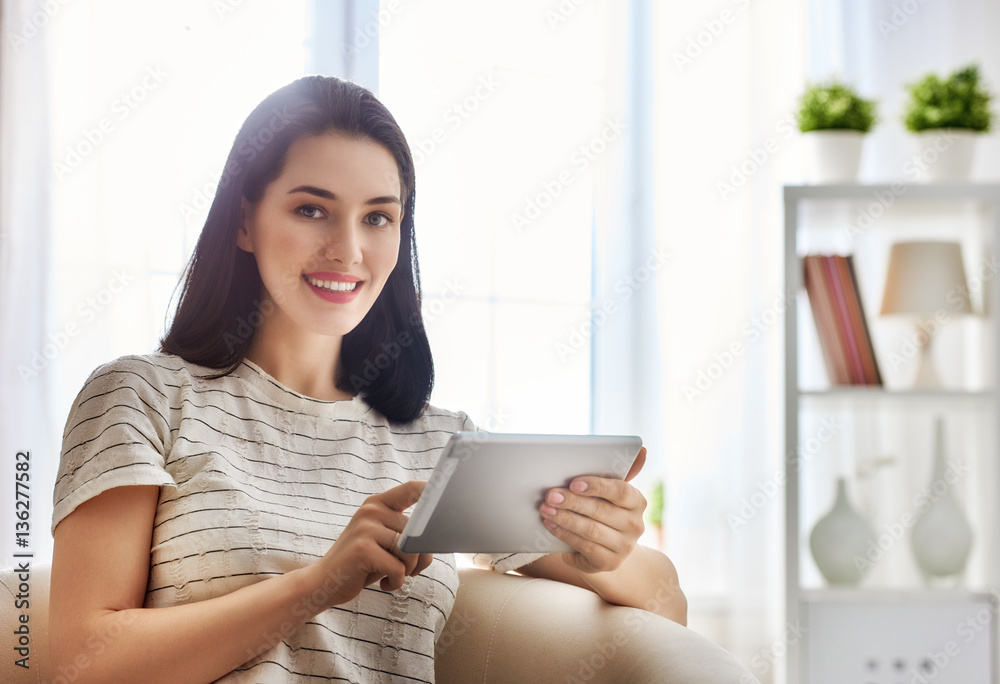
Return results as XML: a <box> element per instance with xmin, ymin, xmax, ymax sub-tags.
<box><xmin>366</xmin><ymin>212</ymin><xmax>394</xmax><ymax>228</ymax></box>
<box><xmin>296</xmin><ymin>205</ymin><xmax>325</xmax><ymax>219</ymax></box>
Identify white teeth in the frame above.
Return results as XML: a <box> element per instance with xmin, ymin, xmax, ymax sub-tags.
<box><xmin>306</xmin><ymin>276</ymin><xmax>358</xmax><ymax>292</ymax></box>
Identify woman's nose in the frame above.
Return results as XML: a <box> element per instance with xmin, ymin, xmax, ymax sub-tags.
<box><xmin>320</xmin><ymin>222</ymin><xmax>362</xmax><ymax>264</ymax></box>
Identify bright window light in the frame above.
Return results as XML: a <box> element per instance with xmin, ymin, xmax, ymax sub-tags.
<box><xmin>378</xmin><ymin>0</ymin><xmax>609</xmax><ymax>434</ymax></box>
<box><xmin>48</xmin><ymin>0</ymin><xmax>308</xmax><ymax>411</ymax></box>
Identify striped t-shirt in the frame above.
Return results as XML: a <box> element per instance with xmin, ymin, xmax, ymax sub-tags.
<box><xmin>52</xmin><ymin>353</ymin><xmax>538</xmax><ymax>683</ymax></box>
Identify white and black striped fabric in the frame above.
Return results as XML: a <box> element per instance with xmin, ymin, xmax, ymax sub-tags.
<box><xmin>53</xmin><ymin>353</ymin><xmax>538</xmax><ymax>683</ymax></box>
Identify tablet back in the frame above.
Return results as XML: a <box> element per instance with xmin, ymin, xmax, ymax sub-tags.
<box><xmin>398</xmin><ymin>432</ymin><xmax>642</xmax><ymax>554</ymax></box>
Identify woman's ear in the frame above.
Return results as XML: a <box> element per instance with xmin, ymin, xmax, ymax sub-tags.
<box><xmin>236</xmin><ymin>197</ymin><xmax>254</xmax><ymax>253</ymax></box>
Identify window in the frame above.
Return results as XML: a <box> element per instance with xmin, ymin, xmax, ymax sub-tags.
<box><xmin>378</xmin><ymin>0</ymin><xmax>611</xmax><ymax>434</ymax></box>
<box><xmin>31</xmin><ymin>0</ymin><xmax>310</xmax><ymax>562</ymax></box>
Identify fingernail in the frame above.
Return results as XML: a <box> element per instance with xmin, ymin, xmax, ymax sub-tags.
<box><xmin>570</xmin><ymin>480</ymin><xmax>588</xmax><ymax>493</ymax></box>
<box><xmin>546</xmin><ymin>491</ymin><xmax>565</xmax><ymax>505</ymax></box>
<box><xmin>540</xmin><ymin>504</ymin><xmax>557</xmax><ymax>517</ymax></box>
<box><xmin>544</xmin><ymin>519</ymin><xmax>558</xmax><ymax>530</ymax></box>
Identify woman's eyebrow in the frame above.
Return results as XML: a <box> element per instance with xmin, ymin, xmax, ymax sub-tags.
<box><xmin>288</xmin><ymin>185</ymin><xmax>400</xmax><ymax>205</ymax></box>
<box><xmin>289</xmin><ymin>185</ymin><xmax>336</xmax><ymax>200</ymax></box>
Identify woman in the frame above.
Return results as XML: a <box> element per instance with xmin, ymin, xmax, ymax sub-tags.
<box><xmin>50</xmin><ymin>76</ymin><xmax>685</xmax><ymax>683</ymax></box>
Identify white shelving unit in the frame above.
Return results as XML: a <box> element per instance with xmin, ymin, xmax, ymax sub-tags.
<box><xmin>783</xmin><ymin>183</ymin><xmax>1000</xmax><ymax>684</ymax></box>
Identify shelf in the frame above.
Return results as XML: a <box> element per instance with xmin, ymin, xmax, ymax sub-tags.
<box><xmin>798</xmin><ymin>388</ymin><xmax>992</xmax><ymax>398</ymax></box>
<box><xmin>785</xmin><ymin>182</ymin><xmax>1000</xmax><ymax>202</ymax></box>
<box><xmin>797</xmin><ymin>388</ymin><xmax>993</xmax><ymax>405</ymax></box>
<box><xmin>800</xmin><ymin>587</ymin><xmax>998</xmax><ymax>605</ymax></box>
<box><xmin>783</xmin><ymin>182</ymin><xmax>1000</xmax><ymax>683</ymax></box>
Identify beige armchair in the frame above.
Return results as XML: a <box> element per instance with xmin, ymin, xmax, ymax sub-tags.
<box><xmin>1</xmin><ymin>565</ymin><xmax>755</xmax><ymax>683</ymax></box>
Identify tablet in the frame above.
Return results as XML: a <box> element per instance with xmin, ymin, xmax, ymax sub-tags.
<box><xmin>397</xmin><ymin>432</ymin><xmax>642</xmax><ymax>554</ymax></box>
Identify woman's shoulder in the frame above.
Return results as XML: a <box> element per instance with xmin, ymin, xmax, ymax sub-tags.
<box><xmin>359</xmin><ymin>399</ymin><xmax>474</xmax><ymax>434</ymax></box>
<box><xmin>84</xmin><ymin>351</ymin><xmax>210</xmax><ymax>381</ymax></box>
<box><xmin>396</xmin><ymin>402</ymin><xmax>476</xmax><ymax>435</ymax></box>
<box><xmin>74</xmin><ymin>352</ymin><xmax>222</xmax><ymax>404</ymax></box>
<box><xmin>88</xmin><ymin>351</ymin><xmax>198</xmax><ymax>375</ymax></box>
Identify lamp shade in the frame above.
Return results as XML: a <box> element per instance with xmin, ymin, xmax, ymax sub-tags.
<box><xmin>879</xmin><ymin>241</ymin><xmax>973</xmax><ymax>316</ymax></box>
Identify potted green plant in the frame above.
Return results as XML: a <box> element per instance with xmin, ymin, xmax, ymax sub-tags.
<box><xmin>645</xmin><ymin>479</ymin><xmax>665</xmax><ymax>548</ymax></box>
<box><xmin>797</xmin><ymin>79</ymin><xmax>877</xmax><ymax>183</ymax></box>
<box><xmin>903</xmin><ymin>64</ymin><xmax>993</xmax><ymax>181</ymax></box>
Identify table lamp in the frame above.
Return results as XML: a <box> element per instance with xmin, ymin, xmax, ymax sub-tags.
<box><xmin>879</xmin><ymin>241</ymin><xmax>973</xmax><ymax>388</ymax></box>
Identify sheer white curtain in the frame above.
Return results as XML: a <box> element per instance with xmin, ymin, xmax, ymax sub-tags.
<box><xmin>650</xmin><ymin>1</ymin><xmax>806</xmax><ymax>680</ymax></box>
<box><xmin>378</xmin><ymin>0</ymin><xmax>607</xmax><ymax>435</ymax></box>
<box><xmin>0</xmin><ymin>0</ymin><xmax>58</xmax><ymax>566</ymax></box>
<box><xmin>591</xmin><ymin>0</ymin><xmax>665</xmax><ymax>502</ymax></box>
<box><xmin>0</xmin><ymin>0</ymin><xmax>311</xmax><ymax>565</ymax></box>
<box><xmin>653</xmin><ymin>1</ymin><xmax>1000</xmax><ymax>681</ymax></box>
<box><xmin>376</xmin><ymin>0</ymin><xmax>673</xmax><ymax>578</ymax></box>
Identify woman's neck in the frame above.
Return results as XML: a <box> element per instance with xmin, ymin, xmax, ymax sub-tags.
<box><xmin>245</xmin><ymin>324</ymin><xmax>353</xmax><ymax>402</ymax></box>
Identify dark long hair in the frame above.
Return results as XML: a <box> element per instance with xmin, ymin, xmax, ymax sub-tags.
<box><xmin>160</xmin><ymin>76</ymin><xmax>433</xmax><ymax>422</ymax></box>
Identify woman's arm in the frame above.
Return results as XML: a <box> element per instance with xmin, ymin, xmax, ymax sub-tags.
<box><xmin>516</xmin><ymin>545</ymin><xmax>687</xmax><ymax>625</ymax></box>
<box><xmin>50</xmin><ymin>482</ymin><xmax>431</xmax><ymax>684</ymax></box>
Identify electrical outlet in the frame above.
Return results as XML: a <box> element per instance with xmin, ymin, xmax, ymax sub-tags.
<box><xmin>802</xmin><ymin>592</ymin><xmax>997</xmax><ymax>684</ymax></box>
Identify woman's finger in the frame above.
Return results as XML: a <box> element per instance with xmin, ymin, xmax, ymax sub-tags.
<box><xmin>377</xmin><ymin>480</ymin><xmax>426</xmax><ymax>512</ymax></box>
<box><xmin>391</xmin><ymin>544</ymin><xmax>423</xmax><ymax>578</ymax></box>
<box><xmin>566</xmin><ymin>476</ymin><xmax>647</xmax><ymax>511</ymax></box>
<box><xmin>540</xmin><ymin>516</ymin><xmax>618</xmax><ymax>571</ymax></box>
<box><xmin>540</xmin><ymin>480</ymin><xmax>646</xmax><ymax>540</ymax></box>
<box><xmin>411</xmin><ymin>553</ymin><xmax>434</xmax><ymax>577</ymax></box>
<box><xmin>541</xmin><ymin>503</ymin><xmax>622</xmax><ymax>550</ymax></box>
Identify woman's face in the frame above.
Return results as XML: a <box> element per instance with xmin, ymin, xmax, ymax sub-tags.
<box><xmin>237</xmin><ymin>132</ymin><xmax>403</xmax><ymax>342</ymax></box>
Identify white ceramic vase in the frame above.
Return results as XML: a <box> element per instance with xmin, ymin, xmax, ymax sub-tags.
<box><xmin>809</xmin><ymin>477</ymin><xmax>875</xmax><ymax>585</ymax></box>
<box><xmin>805</xmin><ymin>130</ymin><xmax>864</xmax><ymax>183</ymax></box>
<box><xmin>912</xmin><ymin>129</ymin><xmax>977</xmax><ymax>182</ymax></box>
<box><xmin>910</xmin><ymin>418</ymin><xmax>973</xmax><ymax>582</ymax></box>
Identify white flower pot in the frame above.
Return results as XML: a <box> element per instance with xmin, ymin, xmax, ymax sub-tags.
<box><xmin>805</xmin><ymin>130</ymin><xmax>864</xmax><ymax>184</ymax></box>
<box><xmin>912</xmin><ymin>129</ymin><xmax>977</xmax><ymax>182</ymax></box>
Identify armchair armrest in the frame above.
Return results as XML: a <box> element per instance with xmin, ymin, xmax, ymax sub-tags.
<box><xmin>436</xmin><ymin>567</ymin><xmax>756</xmax><ymax>683</ymax></box>
<box><xmin>1</xmin><ymin>564</ymin><xmax>755</xmax><ymax>683</ymax></box>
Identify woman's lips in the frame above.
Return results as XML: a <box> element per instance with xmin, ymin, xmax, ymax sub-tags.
<box><xmin>303</xmin><ymin>273</ymin><xmax>362</xmax><ymax>303</ymax></box>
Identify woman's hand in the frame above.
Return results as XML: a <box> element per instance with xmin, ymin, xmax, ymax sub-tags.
<box><xmin>524</xmin><ymin>447</ymin><xmax>686</xmax><ymax>623</ymax></box>
<box><xmin>538</xmin><ymin>446</ymin><xmax>647</xmax><ymax>574</ymax></box>
<box><xmin>312</xmin><ymin>480</ymin><xmax>433</xmax><ymax>606</ymax></box>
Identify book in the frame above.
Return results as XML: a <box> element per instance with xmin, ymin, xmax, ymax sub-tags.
<box><xmin>803</xmin><ymin>256</ymin><xmax>849</xmax><ymax>384</ymax></box>
<box><xmin>824</xmin><ymin>256</ymin><xmax>867</xmax><ymax>383</ymax></box>
<box><xmin>844</xmin><ymin>256</ymin><xmax>882</xmax><ymax>385</ymax></box>
<box><xmin>802</xmin><ymin>254</ymin><xmax>882</xmax><ymax>386</ymax></box>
